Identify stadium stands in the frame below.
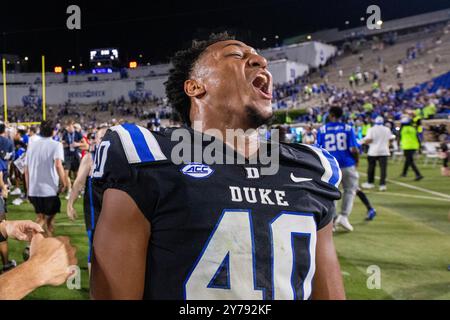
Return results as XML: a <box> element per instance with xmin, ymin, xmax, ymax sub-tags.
<box><xmin>0</xmin><ymin>12</ymin><xmax>448</xmax><ymax>138</ymax></box>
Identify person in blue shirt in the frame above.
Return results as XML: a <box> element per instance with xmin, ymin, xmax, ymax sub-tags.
<box><xmin>10</xmin><ymin>126</ymin><xmax>29</xmax><ymax>199</ymax></box>
<box><xmin>0</xmin><ymin>123</ymin><xmax>16</xmax><ymax>272</ymax></box>
<box><xmin>317</xmin><ymin>106</ymin><xmax>360</xmax><ymax>232</ymax></box>
<box><xmin>0</xmin><ymin>124</ymin><xmax>14</xmax><ymax>183</ymax></box>
<box><xmin>17</xmin><ymin>126</ymin><xmax>29</xmax><ymax>146</ymax></box>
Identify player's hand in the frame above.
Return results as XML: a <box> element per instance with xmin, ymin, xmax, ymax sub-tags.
<box><xmin>59</xmin><ymin>184</ymin><xmax>68</xmax><ymax>195</ymax></box>
<box><xmin>3</xmin><ymin>220</ymin><xmax>44</xmax><ymax>241</ymax></box>
<box><xmin>29</xmin><ymin>234</ymin><xmax>78</xmax><ymax>287</ymax></box>
<box><xmin>67</xmin><ymin>206</ymin><xmax>78</xmax><ymax>221</ymax></box>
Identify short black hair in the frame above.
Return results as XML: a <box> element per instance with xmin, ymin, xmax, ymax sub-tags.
<box><xmin>165</xmin><ymin>32</ymin><xmax>235</xmax><ymax>126</ymax></box>
<box><xmin>40</xmin><ymin>120</ymin><xmax>54</xmax><ymax>137</ymax></box>
<box><xmin>0</xmin><ymin>123</ymin><xmax>5</xmax><ymax>134</ymax></box>
<box><xmin>329</xmin><ymin>106</ymin><xmax>344</xmax><ymax>119</ymax></box>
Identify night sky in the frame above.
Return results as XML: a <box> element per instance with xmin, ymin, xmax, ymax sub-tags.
<box><xmin>1</xmin><ymin>0</ymin><xmax>449</xmax><ymax>71</ymax></box>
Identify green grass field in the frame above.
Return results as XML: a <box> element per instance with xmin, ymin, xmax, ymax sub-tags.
<box><xmin>3</xmin><ymin>156</ymin><xmax>450</xmax><ymax>300</ymax></box>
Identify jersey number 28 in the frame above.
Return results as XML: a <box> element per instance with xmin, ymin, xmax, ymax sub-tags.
<box><xmin>324</xmin><ymin>133</ymin><xmax>347</xmax><ymax>151</ymax></box>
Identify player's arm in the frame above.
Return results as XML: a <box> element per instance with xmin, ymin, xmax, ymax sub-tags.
<box><xmin>90</xmin><ymin>189</ymin><xmax>151</xmax><ymax>300</ymax></box>
<box><xmin>24</xmin><ymin>165</ymin><xmax>29</xmax><ymax>193</ymax></box>
<box><xmin>67</xmin><ymin>155</ymin><xmax>92</xmax><ymax>221</ymax></box>
<box><xmin>350</xmin><ymin>146</ymin><xmax>359</xmax><ymax>165</ymax></box>
<box><xmin>0</xmin><ymin>171</ymin><xmax>6</xmax><ymax>199</ymax></box>
<box><xmin>348</xmin><ymin>129</ymin><xmax>360</xmax><ymax>165</ymax></box>
<box><xmin>55</xmin><ymin>159</ymin><xmax>67</xmax><ymax>191</ymax></box>
<box><xmin>54</xmin><ymin>144</ymin><xmax>67</xmax><ymax>193</ymax></box>
<box><xmin>61</xmin><ymin>133</ymin><xmax>69</xmax><ymax>148</ymax></box>
<box><xmin>312</xmin><ymin>222</ymin><xmax>346</xmax><ymax>300</ymax></box>
<box><xmin>316</xmin><ymin>131</ymin><xmax>324</xmax><ymax>147</ymax></box>
<box><xmin>75</xmin><ymin>136</ymin><xmax>89</xmax><ymax>151</ymax></box>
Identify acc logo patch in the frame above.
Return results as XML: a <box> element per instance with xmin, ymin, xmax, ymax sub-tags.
<box><xmin>181</xmin><ymin>163</ymin><xmax>214</xmax><ymax>179</ymax></box>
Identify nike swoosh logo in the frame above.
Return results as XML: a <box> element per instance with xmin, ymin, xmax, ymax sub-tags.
<box><xmin>290</xmin><ymin>173</ymin><xmax>313</xmax><ymax>183</ymax></box>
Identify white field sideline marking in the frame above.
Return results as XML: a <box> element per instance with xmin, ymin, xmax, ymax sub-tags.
<box><xmin>374</xmin><ymin>192</ymin><xmax>450</xmax><ymax>203</ymax></box>
<box><xmin>359</xmin><ymin>172</ymin><xmax>450</xmax><ymax>200</ymax></box>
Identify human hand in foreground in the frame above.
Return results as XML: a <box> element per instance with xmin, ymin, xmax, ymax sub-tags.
<box><xmin>0</xmin><ymin>220</ymin><xmax>44</xmax><ymax>241</ymax></box>
<box><xmin>29</xmin><ymin>233</ymin><xmax>78</xmax><ymax>286</ymax></box>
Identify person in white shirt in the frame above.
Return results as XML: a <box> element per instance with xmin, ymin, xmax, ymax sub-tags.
<box><xmin>27</xmin><ymin>125</ymin><xmax>41</xmax><ymax>148</ymax></box>
<box><xmin>24</xmin><ymin>121</ymin><xmax>67</xmax><ymax>237</ymax></box>
<box><xmin>362</xmin><ymin>116</ymin><xmax>395</xmax><ymax>191</ymax></box>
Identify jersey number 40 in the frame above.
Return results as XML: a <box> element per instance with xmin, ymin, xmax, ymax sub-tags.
<box><xmin>184</xmin><ymin>210</ymin><xmax>316</xmax><ymax>300</ymax></box>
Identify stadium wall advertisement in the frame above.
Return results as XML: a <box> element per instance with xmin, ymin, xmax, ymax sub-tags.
<box><xmin>0</xmin><ymin>75</ymin><xmax>168</xmax><ymax>107</ymax></box>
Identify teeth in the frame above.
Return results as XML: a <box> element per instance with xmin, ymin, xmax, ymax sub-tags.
<box><xmin>258</xmin><ymin>74</ymin><xmax>268</xmax><ymax>85</ymax></box>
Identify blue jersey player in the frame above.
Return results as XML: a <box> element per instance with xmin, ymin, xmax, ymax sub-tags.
<box><xmin>317</xmin><ymin>106</ymin><xmax>360</xmax><ymax>232</ymax></box>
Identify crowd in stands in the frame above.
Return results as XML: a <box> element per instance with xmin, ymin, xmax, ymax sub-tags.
<box><xmin>5</xmin><ymin>91</ymin><xmax>172</xmax><ymax>127</ymax></box>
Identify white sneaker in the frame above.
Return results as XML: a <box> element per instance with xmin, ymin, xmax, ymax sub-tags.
<box><xmin>335</xmin><ymin>215</ymin><xmax>354</xmax><ymax>232</ymax></box>
<box><xmin>10</xmin><ymin>188</ymin><xmax>22</xmax><ymax>196</ymax></box>
<box><xmin>361</xmin><ymin>183</ymin><xmax>375</xmax><ymax>189</ymax></box>
<box><xmin>379</xmin><ymin>185</ymin><xmax>387</xmax><ymax>192</ymax></box>
<box><xmin>12</xmin><ymin>198</ymin><xmax>23</xmax><ymax>206</ymax></box>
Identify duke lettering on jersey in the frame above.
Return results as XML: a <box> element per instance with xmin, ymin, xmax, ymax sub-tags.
<box><xmin>229</xmin><ymin>186</ymin><xmax>289</xmax><ymax>206</ymax></box>
<box><xmin>93</xmin><ymin>124</ymin><xmax>341</xmax><ymax>300</ymax></box>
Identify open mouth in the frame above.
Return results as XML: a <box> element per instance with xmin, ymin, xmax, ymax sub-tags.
<box><xmin>252</xmin><ymin>73</ymin><xmax>272</xmax><ymax>99</ymax></box>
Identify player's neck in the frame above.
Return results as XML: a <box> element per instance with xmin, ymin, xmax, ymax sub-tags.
<box><xmin>191</xmin><ymin>120</ymin><xmax>260</xmax><ymax>159</ymax></box>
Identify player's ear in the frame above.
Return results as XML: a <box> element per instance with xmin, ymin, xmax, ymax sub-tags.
<box><xmin>184</xmin><ymin>79</ymin><xmax>206</xmax><ymax>98</ymax></box>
